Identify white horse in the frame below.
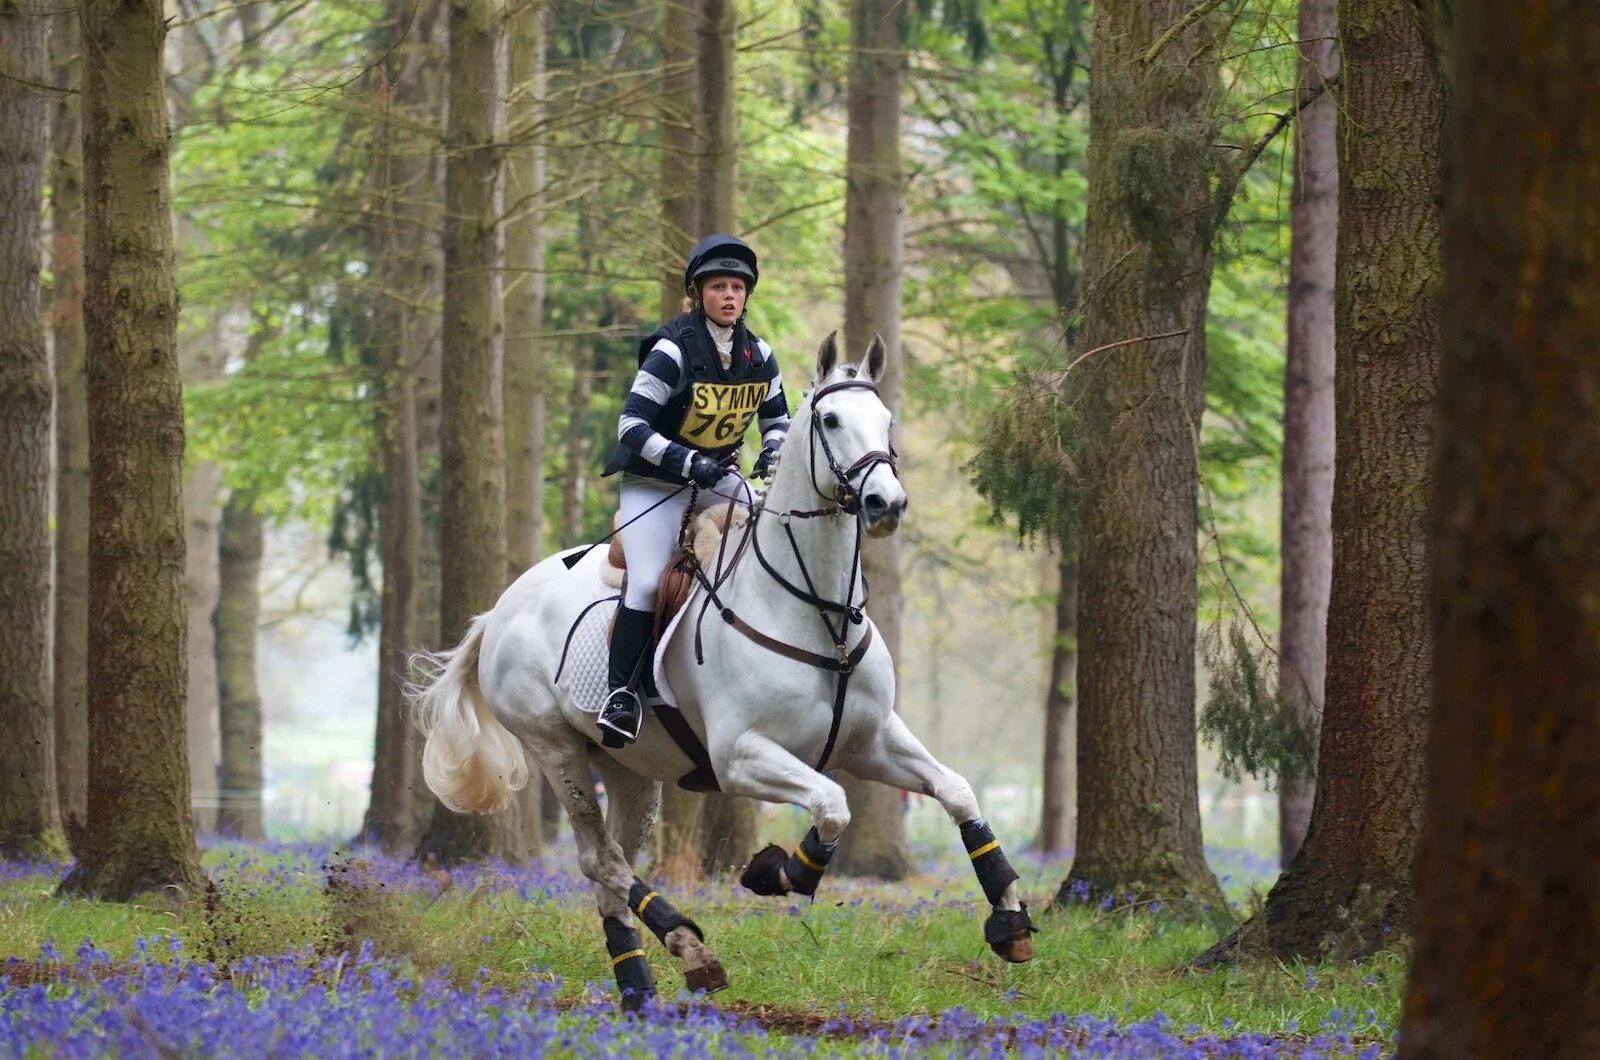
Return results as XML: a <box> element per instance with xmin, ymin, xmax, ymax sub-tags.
<box><xmin>412</xmin><ymin>332</ymin><xmax>1038</xmax><ymax>1008</ymax></box>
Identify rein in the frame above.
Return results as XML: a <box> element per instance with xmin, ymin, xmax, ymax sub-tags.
<box><xmin>688</xmin><ymin>377</ymin><xmax>898</xmax><ymax>772</ymax></box>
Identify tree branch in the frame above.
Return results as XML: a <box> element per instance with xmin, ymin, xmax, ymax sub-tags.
<box><xmin>1214</xmin><ymin>73</ymin><xmax>1340</xmax><ymax>216</ymax></box>
<box><xmin>1044</xmin><ymin>329</ymin><xmax>1191</xmax><ymax>389</ymax></box>
<box><xmin>1142</xmin><ymin>0</ymin><xmax>1231</xmax><ymax>66</ymax></box>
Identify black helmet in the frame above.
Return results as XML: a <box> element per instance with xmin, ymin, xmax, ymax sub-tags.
<box><xmin>684</xmin><ymin>233</ymin><xmax>758</xmax><ymax>296</ymax></box>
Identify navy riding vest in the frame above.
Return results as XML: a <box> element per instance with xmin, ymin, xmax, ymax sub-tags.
<box><xmin>604</xmin><ymin>311</ymin><xmax>775</xmax><ymax>483</ymax></box>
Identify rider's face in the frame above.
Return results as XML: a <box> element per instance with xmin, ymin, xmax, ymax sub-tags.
<box><xmin>700</xmin><ymin>276</ymin><xmax>748</xmax><ymax>326</ymax></box>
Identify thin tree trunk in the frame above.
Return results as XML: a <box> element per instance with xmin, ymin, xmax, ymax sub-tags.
<box><xmin>1056</xmin><ymin>0</ymin><xmax>1226</xmax><ymax>911</ymax></box>
<box><xmin>1253</xmin><ymin>0</ymin><xmax>1442</xmax><ymax>959</ymax></box>
<box><xmin>557</xmin><ymin>344</ymin><xmax>595</xmax><ymax>548</ymax></box>
<box><xmin>1400</xmin><ymin>9</ymin><xmax>1600</xmax><ymax>1054</ymax></box>
<box><xmin>216</xmin><ymin>492</ymin><xmax>264</xmax><ymax>838</ymax></box>
<box><xmin>658</xmin><ymin>0</ymin><xmax>698</xmax><ymax>318</ymax></box>
<box><xmin>1039</xmin><ymin>553</ymin><xmax>1077</xmax><ymax>854</ymax></box>
<box><xmin>417</xmin><ymin>0</ymin><xmax>521</xmax><ymax>866</ymax></box>
<box><xmin>833</xmin><ymin>0</ymin><xmax>912</xmax><ymax>881</ymax></box>
<box><xmin>502</xmin><ymin>0</ymin><xmax>549</xmax><ymax>857</ymax></box>
<box><xmin>0</xmin><ymin>0</ymin><xmax>64</xmax><ymax>857</ymax></box>
<box><xmin>1276</xmin><ymin>0</ymin><xmax>1338</xmax><ymax>869</ymax></box>
<box><xmin>50</xmin><ymin>6</ymin><xmax>90</xmax><ymax>841</ymax></box>
<box><xmin>183</xmin><ymin>460</ymin><xmax>222</xmax><ymax>831</ymax></box>
<box><xmin>694</xmin><ymin>0</ymin><xmax>736</xmax><ymax>229</ymax></box>
<box><xmin>62</xmin><ymin>0</ymin><xmax>204</xmax><ymax>900</ymax></box>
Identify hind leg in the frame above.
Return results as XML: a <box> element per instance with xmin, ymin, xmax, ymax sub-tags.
<box><xmin>528</xmin><ymin>734</ymin><xmax>659</xmax><ymax>1009</ymax></box>
<box><xmin>592</xmin><ymin>756</ymin><xmax>727</xmax><ymax>993</ymax></box>
<box><xmin>834</xmin><ymin>713</ymin><xmax>1038</xmax><ymax>963</ymax></box>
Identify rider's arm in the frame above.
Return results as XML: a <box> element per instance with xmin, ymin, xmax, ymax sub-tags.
<box><xmin>755</xmin><ymin>339</ymin><xmax>790</xmax><ymax>451</ymax></box>
<box><xmin>617</xmin><ymin>338</ymin><xmax>695</xmax><ymax>477</ymax></box>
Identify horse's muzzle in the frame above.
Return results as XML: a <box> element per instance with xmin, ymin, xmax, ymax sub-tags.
<box><xmin>861</xmin><ymin>492</ymin><xmax>906</xmax><ymax>537</ymax></box>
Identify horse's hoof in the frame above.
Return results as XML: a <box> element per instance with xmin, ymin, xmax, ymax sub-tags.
<box><xmin>998</xmin><ymin>933</ymin><xmax>1035</xmax><ymax>963</ymax></box>
<box><xmin>684</xmin><ymin>960</ymin><xmax>729</xmax><ymax>994</ymax></box>
<box><xmin>738</xmin><ymin>844</ymin><xmax>790</xmax><ymax>896</ymax></box>
<box><xmin>984</xmin><ymin>903</ymin><xmax>1039</xmax><ymax>963</ymax></box>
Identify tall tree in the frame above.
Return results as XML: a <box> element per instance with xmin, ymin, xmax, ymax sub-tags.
<box><xmin>363</xmin><ymin>0</ymin><xmax>440</xmax><ymax>854</ymax></box>
<box><xmin>1276</xmin><ymin>0</ymin><xmax>1339</xmax><ymax>868</ymax></box>
<box><xmin>651</xmin><ymin>0</ymin><xmax>706</xmax><ymax>875</ymax></box>
<box><xmin>416</xmin><ymin>0</ymin><xmax>521</xmax><ymax>865</ymax></box>
<box><xmin>1055</xmin><ymin>0</ymin><xmax>1227</xmax><ymax>909</ymax></box>
<box><xmin>215</xmin><ymin>489</ymin><xmax>264</xmax><ymax>838</ymax></box>
<box><xmin>1244</xmin><ymin>0</ymin><xmax>1443</xmax><ymax>958</ymax></box>
<box><xmin>686</xmin><ymin>0</ymin><xmax>758</xmax><ymax>877</ymax></box>
<box><xmin>1400</xmin><ymin>8</ymin><xmax>1600</xmax><ymax>1055</ymax></box>
<box><xmin>50</xmin><ymin>5</ymin><xmax>90</xmax><ymax>839</ymax></box>
<box><xmin>0</xmin><ymin>0</ymin><xmax>64</xmax><ymax>857</ymax></box>
<box><xmin>833</xmin><ymin>0</ymin><xmax>912</xmax><ymax>880</ymax></box>
<box><xmin>62</xmin><ymin>0</ymin><xmax>204</xmax><ymax>899</ymax></box>
<box><xmin>503</xmin><ymin>0</ymin><xmax>549</xmax><ymax>858</ymax></box>
<box><xmin>1038</xmin><ymin>554</ymin><xmax>1077</xmax><ymax>852</ymax></box>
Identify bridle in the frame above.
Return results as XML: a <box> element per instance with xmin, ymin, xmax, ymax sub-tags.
<box><xmin>802</xmin><ymin>378</ymin><xmax>898</xmax><ymax>517</ymax></box>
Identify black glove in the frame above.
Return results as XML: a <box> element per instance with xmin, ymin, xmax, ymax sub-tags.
<box><xmin>752</xmin><ymin>445</ymin><xmax>779</xmax><ymax>480</ymax></box>
<box><xmin>687</xmin><ymin>453</ymin><xmax>724</xmax><ymax>488</ymax></box>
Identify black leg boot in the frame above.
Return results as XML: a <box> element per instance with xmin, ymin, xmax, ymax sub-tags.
<box><xmin>598</xmin><ymin>605</ymin><xmax>655</xmax><ymax>748</ymax></box>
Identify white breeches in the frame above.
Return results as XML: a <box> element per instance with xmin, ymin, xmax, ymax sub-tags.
<box><xmin>617</xmin><ymin>471</ymin><xmax>753</xmax><ymax>611</ymax></box>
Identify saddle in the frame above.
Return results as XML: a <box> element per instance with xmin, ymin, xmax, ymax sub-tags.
<box><xmin>606</xmin><ymin>537</ymin><xmax>696</xmax><ymax>634</ymax></box>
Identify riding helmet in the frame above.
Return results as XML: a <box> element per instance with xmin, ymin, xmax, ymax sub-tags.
<box><xmin>684</xmin><ymin>233</ymin><xmax>759</xmax><ymax>296</ymax></box>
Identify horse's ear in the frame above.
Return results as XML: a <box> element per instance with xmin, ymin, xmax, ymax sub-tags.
<box><xmin>862</xmin><ymin>333</ymin><xmax>887</xmax><ymax>382</ymax></box>
<box><xmin>816</xmin><ymin>330</ymin><xmax>839</xmax><ymax>379</ymax></box>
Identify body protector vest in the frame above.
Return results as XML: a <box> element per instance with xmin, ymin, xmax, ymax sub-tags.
<box><xmin>604</xmin><ymin>311</ymin><xmax>776</xmax><ymax>483</ymax></box>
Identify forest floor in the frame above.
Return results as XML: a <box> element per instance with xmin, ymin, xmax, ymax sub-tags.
<box><xmin>0</xmin><ymin>838</ymin><xmax>1399</xmax><ymax>1057</ymax></box>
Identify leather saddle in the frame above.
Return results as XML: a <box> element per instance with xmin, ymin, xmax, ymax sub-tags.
<box><xmin>606</xmin><ymin>537</ymin><xmax>697</xmax><ymax>634</ymax></box>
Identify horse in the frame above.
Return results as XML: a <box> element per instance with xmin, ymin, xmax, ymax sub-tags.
<box><xmin>410</xmin><ymin>331</ymin><xmax>1039</xmax><ymax>1009</ymax></box>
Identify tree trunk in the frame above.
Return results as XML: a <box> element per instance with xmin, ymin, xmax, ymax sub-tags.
<box><xmin>416</xmin><ymin>0</ymin><xmax>522</xmax><ymax>865</ymax></box>
<box><xmin>361</xmin><ymin>0</ymin><xmax>442</xmax><ymax>855</ymax></box>
<box><xmin>694</xmin><ymin>0</ymin><xmax>736</xmax><ymax>230</ymax></box>
<box><xmin>0</xmin><ymin>0</ymin><xmax>64</xmax><ymax>858</ymax></box>
<box><xmin>502</xmin><ymin>0</ymin><xmax>548</xmax><ymax>857</ymax></box>
<box><xmin>1276</xmin><ymin>0</ymin><xmax>1339</xmax><ymax>869</ymax></box>
<box><xmin>557</xmin><ymin>340</ymin><xmax>597</xmax><ymax>548</ymax></box>
<box><xmin>833</xmin><ymin>0</ymin><xmax>911</xmax><ymax>881</ymax></box>
<box><xmin>1039</xmin><ymin>553</ymin><xmax>1077</xmax><ymax>854</ymax></box>
<box><xmin>1399</xmin><ymin>11</ymin><xmax>1600</xmax><ymax>1056</ymax></box>
<box><xmin>62</xmin><ymin>0</ymin><xmax>204</xmax><ymax>900</ymax></box>
<box><xmin>50</xmin><ymin>6</ymin><xmax>90</xmax><ymax>841</ymax></box>
<box><xmin>215</xmin><ymin>492</ymin><xmax>264</xmax><ymax>839</ymax></box>
<box><xmin>1255</xmin><ymin>0</ymin><xmax>1442</xmax><ymax>958</ymax></box>
<box><xmin>658</xmin><ymin>0</ymin><xmax>698</xmax><ymax>318</ymax></box>
<box><xmin>1055</xmin><ymin>0</ymin><xmax>1226</xmax><ymax>911</ymax></box>
<box><xmin>182</xmin><ymin>461</ymin><xmax>222</xmax><ymax>831</ymax></box>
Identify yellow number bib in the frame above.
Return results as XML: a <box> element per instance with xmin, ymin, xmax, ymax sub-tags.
<box><xmin>677</xmin><ymin>381</ymin><xmax>769</xmax><ymax>448</ymax></box>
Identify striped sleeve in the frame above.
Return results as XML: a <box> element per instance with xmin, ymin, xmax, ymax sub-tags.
<box><xmin>617</xmin><ymin>339</ymin><xmax>695</xmax><ymax>475</ymax></box>
<box><xmin>756</xmin><ymin>339</ymin><xmax>791</xmax><ymax>449</ymax></box>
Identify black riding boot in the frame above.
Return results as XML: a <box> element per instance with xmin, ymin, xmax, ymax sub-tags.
<box><xmin>598</xmin><ymin>605</ymin><xmax>655</xmax><ymax>748</ymax></box>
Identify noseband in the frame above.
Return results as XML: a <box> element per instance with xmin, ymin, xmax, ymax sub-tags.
<box><xmin>806</xmin><ymin>378</ymin><xmax>898</xmax><ymax>516</ymax></box>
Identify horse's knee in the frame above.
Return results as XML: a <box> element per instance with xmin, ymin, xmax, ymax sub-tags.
<box><xmin>940</xmin><ymin>775</ymin><xmax>980</xmax><ymax>823</ymax></box>
<box><xmin>815</xmin><ymin>780</ymin><xmax>851</xmax><ymax>842</ymax></box>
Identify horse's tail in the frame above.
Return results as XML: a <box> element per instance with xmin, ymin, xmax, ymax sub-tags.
<box><xmin>410</xmin><ymin>613</ymin><xmax>528</xmax><ymax>814</ymax></box>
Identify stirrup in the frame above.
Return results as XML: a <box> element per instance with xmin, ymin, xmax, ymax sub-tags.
<box><xmin>598</xmin><ymin>688</ymin><xmax>643</xmax><ymax>747</ymax></box>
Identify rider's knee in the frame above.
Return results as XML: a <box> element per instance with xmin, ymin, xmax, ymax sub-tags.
<box><xmin>622</xmin><ymin>573</ymin><xmax>662</xmax><ymax>612</ymax></box>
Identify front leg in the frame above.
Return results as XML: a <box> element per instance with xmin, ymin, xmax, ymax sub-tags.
<box><xmin>836</xmin><ymin>713</ymin><xmax>1039</xmax><ymax>963</ymax></box>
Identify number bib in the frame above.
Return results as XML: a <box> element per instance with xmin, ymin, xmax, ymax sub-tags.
<box><xmin>676</xmin><ymin>380</ymin><xmax>769</xmax><ymax>448</ymax></box>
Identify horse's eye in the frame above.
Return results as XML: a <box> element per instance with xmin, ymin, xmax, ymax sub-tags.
<box><xmin>822</xmin><ymin>413</ymin><xmax>840</xmax><ymax>429</ymax></box>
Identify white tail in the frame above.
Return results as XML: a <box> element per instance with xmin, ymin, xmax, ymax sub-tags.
<box><xmin>410</xmin><ymin>613</ymin><xmax>528</xmax><ymax>814</ymax></box>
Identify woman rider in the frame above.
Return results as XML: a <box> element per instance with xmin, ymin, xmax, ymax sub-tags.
<box><xmin>595</xmin><ymin>234</ymin><xmax>790</xmax><ymax>746</ymax></box>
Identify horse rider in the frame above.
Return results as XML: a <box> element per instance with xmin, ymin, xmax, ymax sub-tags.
<box><xmin>595</xmin><ymin>234</ymin><xmax>791</xmax><ymax>747</ymax></box>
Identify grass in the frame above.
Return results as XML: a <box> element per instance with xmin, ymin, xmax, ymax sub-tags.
<box><xmin>0</xmin><ymin>840</ymin><xmax>1401</xmax><ymax>1056</ymax></box>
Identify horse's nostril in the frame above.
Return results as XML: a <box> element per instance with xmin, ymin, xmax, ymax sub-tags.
<box><xmin>864</xmin><ymin>493</ymin><xmax>887</xmax><ymax>512</ymax></box>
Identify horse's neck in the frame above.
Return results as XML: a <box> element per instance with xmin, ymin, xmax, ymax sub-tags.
<box><xmin>737</xmin><ymin>421</ymin><xmax>864</xmax><ymax>619</ymax></box>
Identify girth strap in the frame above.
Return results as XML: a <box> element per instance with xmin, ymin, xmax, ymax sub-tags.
<box><xmin>718</xmin><ymin>607</ymin><xmax>873</xmax><ymax>772</ymax></box>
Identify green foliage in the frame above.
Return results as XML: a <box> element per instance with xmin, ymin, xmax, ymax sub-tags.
<box><xmin>1199</xmin><ymin>624</ymin><xmax>1317</xmax><ymax>788</ymax></box>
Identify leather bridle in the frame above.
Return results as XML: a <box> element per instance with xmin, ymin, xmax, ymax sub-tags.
<box><xmin>804</xmin><ymin>378</ymin><xmax>898</xmax><ymax>517</ymax></box>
